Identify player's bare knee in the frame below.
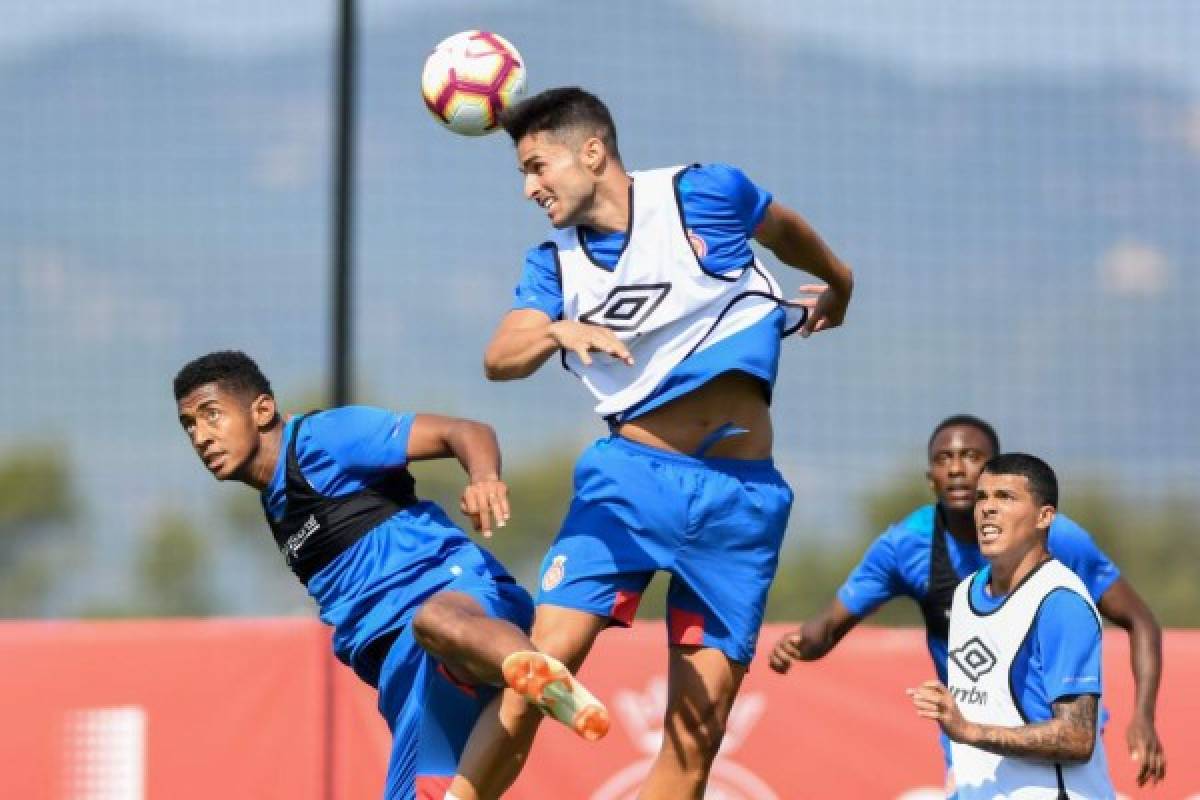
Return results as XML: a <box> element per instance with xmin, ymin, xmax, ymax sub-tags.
<box><xmin>528</xmin><ymin>630</ymin><xmax>587</xmax><ymax>671</ymax></box>
<box><xmin>663</xmin><ymin>704</ymin><xmax>728</xmax><ymax>767</ymax></box>
<box><xmin>412</xmin><ymin>599</ymin><xmax>470</xmax><ymax>656</ymax></box>
<box><xmin>678</xmin><ymin>724</ymin><xmax>726</xmax><ymax>768</ymax></box>
<box><xmin>530</xmin><ymin>613</ymin><xmax>602</xmax><ymax>671</ymax></box>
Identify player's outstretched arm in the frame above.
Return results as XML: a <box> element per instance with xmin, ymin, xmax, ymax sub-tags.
<box><xmin>908</xmin><ymin>681</ymin><xmax>1099</xmax><ymax>763</ymax></box>
<box><xmin>406</xmin><ymin>414</ymin><xmax>510</xmax><ymax>536</ymax></box>
<box><xmin>768</xmin><ymin>598</ymin><xmax>862</xmax><ymax>673</ymax></box>
<box><xmin>754</xmin><ymin>201</ymin><xmax>854</xmax><ymax>337</ymax></box>
<box><xmin>1096</xmin><ymin>577</ymin><xmax>1167</xmax><ymax>786</ymax></box>
<box><xmin>484</xmin><ymin>308</ymin><xmax>633</xmax><ymax>380</ymax></box>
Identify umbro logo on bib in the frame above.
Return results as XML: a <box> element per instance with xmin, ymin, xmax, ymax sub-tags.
<box><xmin>950</xmin><ymin>636</ymin><xmax>998</xmax><ymax>682</ymax></box>
<box><xmin>580</xmin><ymin>283</ymin><xmax>672</xmax><ymax>332</ymax></box>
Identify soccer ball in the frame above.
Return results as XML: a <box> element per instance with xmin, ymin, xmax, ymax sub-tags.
<box><xmin>420</xmin><ymin>30</ymin><xmax>527</xmax><ymax>136</ymax></box>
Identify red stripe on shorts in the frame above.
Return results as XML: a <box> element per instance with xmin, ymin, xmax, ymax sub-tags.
<box><xmin>611</xmin><ymin>589</ymin><xmax>641</xmax><ymax>626</ymax></box>
<box><xmin>668</xmin><ymin>608</ymin><xmax>706</xmax><ymax>647</ymax></box>
<box><xmin>437</xmin><ymin>662</ymin><xmax>478</xmax><ymax>698</ymax></box>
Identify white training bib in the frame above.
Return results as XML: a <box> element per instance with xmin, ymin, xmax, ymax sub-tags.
<box><xmin>550</xmin><ymin>165</ymin><xmax>805</xmax><ymax>417</ymax></box>
<box><xmin>947</xmin><ymin>559</ymin><xmax>1113</xmax><ymax>800</ymax></box>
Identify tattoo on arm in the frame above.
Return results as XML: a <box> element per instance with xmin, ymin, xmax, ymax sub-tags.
<box><xmin>968</xmin><ymin>695</ymin><xmax>1097</xmax><ymax>763</ymax></box>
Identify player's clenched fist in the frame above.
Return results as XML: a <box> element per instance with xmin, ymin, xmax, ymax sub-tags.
<box><xmin>548</xmin><ymin>320</ymin><xmax>635</xmax><ymax>367</ymax></box>
<box><xmin>460</xmin><ymin>477</ymin><xmax>511</xmax><ymax>538</ymax></box>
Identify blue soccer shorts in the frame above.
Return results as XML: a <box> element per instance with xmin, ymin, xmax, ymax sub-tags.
<box><xmin>535</xmin><ymin>435</ymin><xmax>793</xmax><ymax>665</ymax></box>
<box><xmin>374</xmin><ymin>574</ymin><xmax>533</xmax><ymax>799</ymax></box>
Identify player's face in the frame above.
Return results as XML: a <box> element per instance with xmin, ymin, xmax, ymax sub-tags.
<box><xmin>516</xmin><ymin>131</ymin><xmax>596</xmax><ymax>228</ymax></box>
<box><xmin>973</xmin><ymin>472</ymin><xmax>1054</xmax><ymax>561</ymax></box>
<box><xmin>176</xmin><ymin>383</ymin><xmax>268</xmax><ymax>482</ymax></box>
<box><xmin>926</xmin><ymin>426</ymin><xmax>994</xmax><ymax>513</ymax></box>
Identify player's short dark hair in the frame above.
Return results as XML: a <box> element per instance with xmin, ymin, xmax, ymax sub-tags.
<box><xmin>499</xmin><ymin>87</ymin><xmax>620</xmax><ymax>159</ymax></box>
<box><xmin>173</xmin><ymin>350</ymin><xmax>273</xmax><ymax>403</ymax></box>
<box><xmin>982</xmin><ymin>453</ymin><xmax>1059</xmax><ymax>509</ymax></box>
<box><xmin>927</xmin><ymin>414</ymin><xmax>1001</xmax><ymax>458</ymax></box>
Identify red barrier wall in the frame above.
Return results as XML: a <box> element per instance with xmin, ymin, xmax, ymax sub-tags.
<box><xmin>1</xmin><ymin>620</ymin><xmax>1195</xmax><ymax>799</ymax></box>
<box><xmin>1</xmin><ymin>619</ymin><xmax>333</xmax><ymax>799</ymax></box>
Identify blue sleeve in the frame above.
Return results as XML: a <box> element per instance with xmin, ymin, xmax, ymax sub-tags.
<box><xmin>681</xmin><ymin>163</ymin><xmax>774</xmax><ymax>235</ymax></box>
<box><xmin>306</xmin><ymin>406</ymin><xmax>415</xmax><ymax>476</ymax></box>
<box><xmin>1047</xmin><ymin>516</ymin><xmax>1121</xmax><ymax>602</ymax></box>
<box><xmin>511</xmin><ymin>242</ymin><xmax>563</xmax><ymax>318</ymax></box>
<box><xmin>1035</xmin><ymin>590</ymin><xmax>1103</xmax><ymax>701</ymax></box>
<box><xmin>836</xmin><ymin>531</ymin><xmax>903</xmax><ymax>617</ymax></box>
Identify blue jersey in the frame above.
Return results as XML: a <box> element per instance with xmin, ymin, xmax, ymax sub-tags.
<box><xmin>837</xmin><ymin>504</ymin><xmax>1119</xmax><ymax>682</ymax></box>
<box><xmin>262</xmin><ymin>407</ymin><xmax>416</xmax><ymax>515</ymax></box>
<box><xmin>968</xmin><ymin>566</ymin><xmax>1103</xmax><ymax>721</ymax></box>
<box><xmin>261</xmin><ymin>407</ymin><xmax>513</xmax><ymax>679</ymax></box>
<box><xmin>512</xmin><ymin>163</ymin><xmax>786</xmax><ymax>419</ymax></box>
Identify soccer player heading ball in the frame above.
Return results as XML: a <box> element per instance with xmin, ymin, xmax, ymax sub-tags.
<box><xmin>461</xmin><ymin>87</ymin><xmax>855</xmax><ymax>798</ymax></box>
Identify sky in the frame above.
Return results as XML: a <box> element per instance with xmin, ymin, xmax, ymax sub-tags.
<box><xmin>2</xmin><ymin>0</ymin><xmax>1199</xmax><ymax>92</ymax></box>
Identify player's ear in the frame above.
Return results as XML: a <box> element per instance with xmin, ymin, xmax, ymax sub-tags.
<box><xmin>1036</xmin><ymin>504</ymin><xmax>1056</xmax><ymax>532</ymax></box>
<box><xmin>925</xmin><ymin>469</ymin><xmax>935</xmax><ymax>495</ymax></box>
<box><xmin>581</xmin><ymin>136</ymin><xmax>605</xmax><ymax>172</ymax></box>
<box><xmin>252</xmin><ymin>393</ymin><xmax>277</xmax><ymax>429</ymax></box>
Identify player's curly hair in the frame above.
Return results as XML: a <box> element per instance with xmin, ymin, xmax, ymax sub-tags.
<box><xmin>499</xmin><ymin>86</ymin><xmax>621</xmax><ymax>160</ymax></box>
<box><xmin>982</xmin><ymin>453</ymin><xmax>1059</xmax><ymax>509</ymax></box>
<box><xmin>173</xmin><ymin>350</ymin><xmax>274</xmax><ymax>402</ymax></box>
<box><xmin>928</xmin><ymin>414</ymin><xmax>1000</xmax><ymax>458</ymax></box>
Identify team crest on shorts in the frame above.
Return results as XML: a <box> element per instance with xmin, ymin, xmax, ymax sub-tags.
<box><xmin>541</xmin><ymin>555</ymin><xmax>567</xmax><ymax>591</ymax></box>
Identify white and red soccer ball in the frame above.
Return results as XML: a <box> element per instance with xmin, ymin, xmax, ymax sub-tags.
<box><xmin>421</xmin><ymin>30</ymin><xmax>527</xmax><ymax>136</ymax></box>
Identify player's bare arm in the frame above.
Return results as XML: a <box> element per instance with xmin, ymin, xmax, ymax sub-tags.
<box><xmin>769</xmin><ymin>598</ymin><xmax>861</xmax><ymax>673</ymax></box>
<box><xmin>965</xmin><ymin>694</ymin><xmax>1099</xmax><ymax>764</ymax></box>
<box><xmin>484</xmin><ymin>309</ymin><xmax>633</xmax><ymax>380</ymax></box>
<box><xmin>753</xmin><ymin>200</ymin><xmax>854</xmax><ymax>337</ymax></box>
<box><xmin>406</xmin><ymin>414</ymin><xmax>510</xmax><ymax>536</ymax></box>
<box><xmin>1097</xmin><ymin>577</ymin><xmax>1167</xmax><ymax>785</ymax></box>
<box><xmin>908</xmin><ymin>680</ymin><xmax>1098</xmax><ymax>763</ymax></box>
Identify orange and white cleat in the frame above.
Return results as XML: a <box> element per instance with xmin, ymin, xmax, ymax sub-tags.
<box><xmin>501</xmin><ymin>651</ymin><xmax>610</xmax><ymax>741</ymax></box>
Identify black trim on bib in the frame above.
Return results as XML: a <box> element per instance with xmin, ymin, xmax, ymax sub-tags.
<box><xmin>551</xmin><ymin>242</ymin><xmax>576</xmax><ymax>374</ymax></box>
<box><xmin>1055</xmin><ymin>765</ymin><xmax>1068</xmax><ymax>799</ymax></box>
<box><xmin>966</xmin><ymin>556</ymin><xmax>1054</xmax><ymax>617</ymax></box>
<box><xmin>576</xmin><ymin>181</ymin><xmax>635</xmax><ymax>271</ymax></box>
<box><xmin>550</xmin><ymin>241</ymin><xmax>565</xmax><ymax>321</ymax></box>
<box><xmin>919</xmin><ymin>504</ymin><xmax>961</xmax><ymax>642</ymax></box>
<box><xmin>679</xmin><ymin>267</ymin><xmax>808</xmax><ymax>363</ymax></box>
<box><xmin>671</xmin><ymin>164</ymin><xmax>746</xmax><ymax>283</ymax></box>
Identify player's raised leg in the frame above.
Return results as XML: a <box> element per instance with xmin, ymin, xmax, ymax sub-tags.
<box><xmin>414</xmin><ymin>591</ymin><xmax>609</xmax><ymax>741</ymax></box>
<box><xmin>450</xmin><ymin>605</ymin><xmax>611</xmax><ymax>800</ymax></box>
<box><xmin>411</xmin><ymin>591</ymin><xmax>529</xmax><ymax>687</ymax></box>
